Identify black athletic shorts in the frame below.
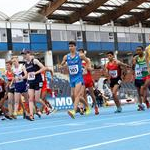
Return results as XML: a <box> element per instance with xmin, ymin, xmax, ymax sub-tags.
<box><xmin>0</xmin><ymin>92</ymin><xmax>5</xmax><ymax>100</ymax></box>
<box><xmin>134</xmin><ymin>79</ymin><xmax>144</xmax><ymax>88</ymax></box>
<box><xmin>110</xmin><ymin>77</ymin><xmax>122</xmax><ymax>88</ymax></box>
<box><xmin>28</xmin><ymin>82</ymin><xmax>43</xmax><ymax>91</ymax></box>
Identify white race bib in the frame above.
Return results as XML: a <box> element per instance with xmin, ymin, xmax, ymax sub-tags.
<box><xmin>109</xmin><ymin>70</ymin><xmax>118</xmax><ymax>78</ymax></box>
<box><xmin>135</xmin><ymin>69</ymin><xmax>142</xmax><ymax>78</ymax></box>
<box><xmin>28</xmin><ymin>72</ymin><xmax>35</xmax><ymax>80</ymax></box>
<box><xmin>15</xmin><ymin>74</ymin><xmax>23</xmax><ymax>83</ymax></box>
<box><xmin>69</xmin><ymin>65</ymin><xmax>79</xmax><ymax>75</ymax></box>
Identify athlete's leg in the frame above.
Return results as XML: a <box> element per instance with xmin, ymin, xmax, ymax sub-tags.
<box><xmin>7</xmin><ymin>92</ymin><xmax>14</xmax><ymax>116</ymax></box>
<box><xmin>28</xmin><ymin>89</ymin><xmax>35</xmax><ymax>119</ymax></box>
<box><xmin>141</xmin><ymin>79</ymin><xmax>150</xmax><ymax>108</ymax></box>
<box><xmin>111</xmin><ymin>84</ymin><xmax>122</xmax><ymax>112</ymax></box>
<box><xmin>14</xmin><ymin>92</ymin><xmax>21</xmax><ymax>116</ymax></box>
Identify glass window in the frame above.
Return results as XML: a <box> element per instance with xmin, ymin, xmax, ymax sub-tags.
<box><xmin>51</xmin><ymin>30</ymin><xmax>61</xmax><ymax>41</ymax></box>
<box><xmin>51</xmin><ymin>30</ymin><xmax>67</xmax><ymax>41</ymax></box>
<box><xmin>130</xmin><ymin>33</ymin><xmax>142</xmax><ymax>43</ymax></box>
<box><xmin>100</xmin><ymin>32</ymin><xmax>114</xmax><ymax>42</ymax></box>
<box><xmin>86</xmin><ymin>31</ymin><xmax>100</xmax><ymax>41</ymax></box>
<box><xmin>30</xmin><ymin>29</ymin><xmax>46</xmax><ymax>34</ymax></box>
<box><xmin>67</xmin><ymin>31</ymin><xmax>82</xmax><ymax>41</ymax></box>
<box><xmin>145</xmin><ymin>33</ymin><xmax>150</xmax><ymax>43</ymax></box>
<box><xmin>12</xmin><ymin>29</ymin><xmax>30</xmax><ymax>43</ymax></box>
<box><xmin>117</xmin><ymin>32</ymin><xmax>130</xmax><ymax>42</ymax></box>
<box><xmin>0</xmin><ymin>29</ymin><xmax>7</xmax><ymax>42</ymax></box>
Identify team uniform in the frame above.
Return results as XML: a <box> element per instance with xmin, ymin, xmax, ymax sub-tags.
<box><xmin>0</xmin><ymin>78</ymin><xmax>5</xmax><ymax>100</ymax></box>
<box><xmin>67</xmin><ymin>52</ymin><xmax>84</xmax><ymax>87</ymax></box>
<box><xmin>82</xmin><ymin>61</ymin><xmax>99</xmax><ymax>115</ymax></box>
<box><xmin>134</xmin><ymin>55</ymin><xmax>147</xmax><ymax>88</ymax></box>
<box><xmin>106</xmin><ymin>60</ymin><xmax>122</xmax><ymax>88</ymax></box>
<box><xmin>25</xmin><ymin>59</ymin><xmax>43</xmax><ymax>90</ymax></box>
<box><xmin>82</xmin><ymin>61</ymin><xmax>94</xmax><ymax>88</ymax></box>
<box><xmin>12</xmin><ymin>64</ymin><xmax>27</xmax><ymax>93</ymax></box>
<box><xmin>5</xmin><ymin>71</ymin><xmax>15</xmax><ymax>93</ymax></box>
<box><xmin>41</xmin><ymin>71</ymin><xmax>52</xmax><ymax>95</ymax></box>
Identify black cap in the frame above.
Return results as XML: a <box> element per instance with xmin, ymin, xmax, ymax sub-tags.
<box><xmin>78</xmin><ymin>48</ymin><xmax>84</xmax><ymax>53</ymax></box>
<box><xmin>21</xmin><ymin>49</ymin><xmax>31</xmax><ymax>54</ymax></box>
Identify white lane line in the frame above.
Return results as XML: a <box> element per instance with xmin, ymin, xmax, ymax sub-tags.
<box><xmin>1</xmin><ymin>112</ymin><xmax>147</xmax><ymax>130</ymax></box>
<box><xmin>1</xmin><ymin>118</ymin><xmax>150</xmax><ymax>136</ymax></box>
<box><xmin>71</xmin><ymin>132</ymin><xmax>150</xmax><ymax>150</ymax></box>
<box><xmin>1</xmin><ymin>113</ymin><xmax>148</xmax><ymax>134</ymax></box>
<box><xmin>0</xmin><ymin>124</ymin><xmax>120</xmax><ymax>145</ymax></box>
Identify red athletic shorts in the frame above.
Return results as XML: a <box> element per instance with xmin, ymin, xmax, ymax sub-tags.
<box><xmin>83</xmin><ymin>77</ymin><xmax>94</xmax><ymax>88</ymax></box>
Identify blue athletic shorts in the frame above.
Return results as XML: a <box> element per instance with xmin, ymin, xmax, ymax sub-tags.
<box><xmin>70</xmin><ymin>76</ymin><xmax>84</xmax><ymax>88</ymax></box>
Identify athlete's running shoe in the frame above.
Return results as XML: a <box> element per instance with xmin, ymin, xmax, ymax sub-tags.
<box><xmin>114</xmin><ymin>107</ymin><xmax>122</xmax><ymax>113</ymax></box>
<box><xmin>137</xmin><ymin>104</ymin><xmax>145</xmax><ymax>111</ymax></box>
<box><xmin>145</xmin><ymin>100</ymin><xmax>150</xmax><ymax>109</ymax></box>
<box><xmin>45</xmin><ymin>107</ymin><xmax>50</xmax><ymax>115</ymax></box>
<box><xmin>85</xmin><ymin>107</ymin><xmax>91</xmax><ymax>115</ymax></box>
<box><xmin>68</xmin><ymin>110</ymin><xmax>75</xmax><ymax>119</ymax></box>
<box><xmin>35</xmin><ymin>111</ymin><xmax>42</xmax><ymax>118</ymax></box>
<box><xmin>94</xmin><ymin>106</ymin><xmax>99</xmax><ymax>115</ymax></box>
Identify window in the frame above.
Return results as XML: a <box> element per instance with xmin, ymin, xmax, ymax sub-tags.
<box><xmin>51</xmin><ymin>30</ymin><xmax>67</xmax><ymax>41</ymax></box>
<box><xmin>67</xmin><ymin>31</ymin><xmax>83</xmax><ymax>41</ymax></box>
<box><xmin>100</xmin><ymin>32</ymin><xmax>114</xmax><ymax>42</ymax></box>
<box><xmin>86</xmin><ymin>31</ymin><xmax>100</xmax><ymax>41</ymax></box>
<box><xmin>130</xmin><ymin>33</ymin><xmax>142</xmax><ymax>43</ymax></box>
<box><xmin>12</xmin><ymin>29</ymin><xmax>29</xmax><ymax>43</ymax></box>
<box><xmin>30</xmin><ymin>29</ymin><xmax>46</xmax><ymax>34</ymax></box>
<box><xmin>0</xmin><ymin>29</ymin><xmax>7</xmax><ymax>42</ymax></box>
<box><xmin>117</xmin><ymin>32</ymin><xmax>130</xmax><ymax>42</ymax></box>
<box><xmin>145</xmin><ymin>33</ymin><xmax>150</xmax><ymax>43</ymax></box>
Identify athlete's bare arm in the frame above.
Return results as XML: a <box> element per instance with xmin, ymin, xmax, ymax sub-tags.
<box><xmin>117</xmin><ymin>60</ymin><xmax>130</xmax><ymax>68</ymax></box>
<box><xmin>79</xmin><ymin>53</ymin><xmax>90</xmax><ymax>67</ymax></box>
<box><xmin>132</xmin><ymin>56</ymin><xmax>137</xmax><ymax>70</ymax></box>
<box><xmin>22</xmin><ymin>65</ymin><xmax>28</xmax><ymax>79</ymax></box>
<box><xmin>145</xmin><ymin>47</ymin><xmax>150</xmax><ymax>73</ymax></box>
<box><xmin>45</xmin><ymin>67</ymin><xmax>54</xmax><ymax>78</ymax></box>
<box><xmin>33</xmin><ymin>59</ymin><xmax>46</xmax><ymax>75</ymax></box>
<box><xmin>60</xmin><ymin>55</ymin><xmax>67</xmax><ymax>67</ymax></box>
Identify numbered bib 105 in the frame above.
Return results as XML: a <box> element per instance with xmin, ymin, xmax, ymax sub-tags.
<box><xmin>69</xmin><ymin>65</ymin><xmax>79</xmax><ymax>75</ymax></box>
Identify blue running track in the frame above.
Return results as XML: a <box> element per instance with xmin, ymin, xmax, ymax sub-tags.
<box><xmin>0</xmin><ymin>104</ymin><xmax>150</xmax><ymax>150</ymax></box>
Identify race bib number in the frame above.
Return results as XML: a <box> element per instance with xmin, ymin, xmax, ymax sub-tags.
<box><xmin>28</xmin><ymin>72</ymin><xmax>35</xmax><ymax>81</ymax></box>
<box><xmin>15</xmin><ymin>74</ymin><xmax>23</xmax><ymax>83</ymax></box>
<box><xmin>0</xmin><ymin>86</ymin><xmax>2</xmax><ymax>92</ymax></box>
<box><xmin>69</xmin><ymin>65</ymin><xmax>79</xmax><ymax>75</ymax></box>
<box><xmin>109</xmin><ymin>70</ymin><xmax>118</xmax><ymax>78</ymax></box>
<box><xmin>135</xmin><ymin>69</ymin><xmax>142</xmax><ymax>78</ymax></box>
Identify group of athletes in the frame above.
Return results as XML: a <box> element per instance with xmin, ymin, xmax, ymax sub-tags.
<box><xmin>61</xmin><ymin>41</ymin><xmax>150</xmax><ymax>119</ymax></box>
<box><xmin>0</xmin><ymin>50</ymin><xmax>54</xmax><ymax>121</ymax></box>
<box><xmin>0</xmin><ymin>40</ymin><xmax>150</xmax><ymax>121</ymax></box>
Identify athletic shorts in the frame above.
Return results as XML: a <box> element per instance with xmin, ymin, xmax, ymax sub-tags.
<box><xmin>84</xmin><ymin>78</ymin><xmax>94</xmax><ymax>88</ymax></box>
<box><xmin>28</xmin><ymin>82</ymin><xmax>43</xmax><ymax>91</ymax></box>
<box><xmin>7</xmin><ymin>87</ymin><xmax>15</xmax><ymax>94</ymax></box>
<box><xmin>134</xmin><ymin>79</ymin><xmax>144</xmax><ymax>88</ymax></box>
<box><xmin>0</xmin><ymin>92</ymin><xmax>5</xmax><ymax>100</ymax></box>
<box><xmin>110</xmin><ymin>77</ymin><xmax>122</xmax><ymax>88</ymax></box>
<box><xmin>143</xmin><ymin>75</ymin><xmax>150</xmax><ymax>81</ymax></box>
<box><xmin>41</xmin><ymin>87</ymin><xmax>52</xmax><ymax>95</ymax></box>
<box><xmin>15</xmin><ymin>82</ymin><xmax>27</xmax><ymax>93</ymax></box>
<box><xmin>70</xmin><ymin>76</ymin><xmax>84</xmax><ymax>88</ymax></box>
